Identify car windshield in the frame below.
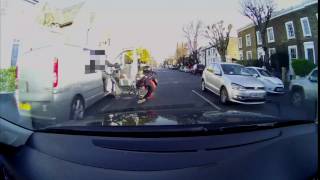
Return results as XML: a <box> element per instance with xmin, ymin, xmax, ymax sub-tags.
<box><xmin>258</xmin><ymin>69</ymin><xmax>273</xmax><ymax>77</ymax></box>
<box><xmin>0</xmin><ymin>0</ymin><xmax>318</xmax><ymax>133</ymax></box>
<box><xmin>221</xmin><ymin>64</ymin><xmax>250</xmax><ymax>76</ymax></box>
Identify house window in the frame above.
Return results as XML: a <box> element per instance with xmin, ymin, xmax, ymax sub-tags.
<box><xmin>239</xmin><ymin>50</ymin><xmax>244</xmax><ymax>60</ymax></box>
<box><xmin>257</xmin><ymin>48</ymin><xmax>264</xmax><ymax>60</ymax></box>
<box><xmin>238</xmin><ymin>37</ymin><xmax>243</xmax><ymax>49</ymax></box>
<box><xmin>285</xmin><ymin>21</ymin><xmax>295</xmax><ymax>39</ymax></box>
<box><xmin>288</xmin><ymin>45</ymin><xmax>298</xmax><ymax>60</ymax></box>
<box><xmin>300</xmin><ymin>17</ymin><xmax>312</xmax><ymax>37</ymax></box>
<box><xmin>304</xmin><ymin>41</ymin><xmax>316</xmax><ymax>64</ymax></box>
<box><xmin>268</xmin><ymin>48</ymin><xmax>276</xmax><ymax>57</ymax></box>
<box><xmin>256</xmin><ymin>31</ymin><xmax>262</xmax><ymax>45</ymax></box>
<box><xmin>246</xmin><ymin>51</ymin><xmax>253</xmax><ymax>60</ymax></box>
<box><xmin>246</xmin><ymin>34</ymin><xmax>251</xmax><ymax>47</ymax></box>
<box><xmin>267</xmin><ymin>27</ymin><xmax>275</xmax><ymax>43</ymax></box>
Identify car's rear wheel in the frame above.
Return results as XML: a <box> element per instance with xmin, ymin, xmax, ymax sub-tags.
<box><xmin>220</xmin><ymin>87</ymin><xmax>229</xmax><ymax>104</ymax></box>
<box><xmin>291</xmin><ymin>89</ymin><xmax>305</xmax><ymax>107</ymax></box>
<box><xmin>201</xmin><ymin>80</ymin><xmax>207</xmax><ymax>92</ymax></box>
<box><xmin>70</xmin><ymin>96</ymin><xmax>85</xmax><ymax>120</ymax></box>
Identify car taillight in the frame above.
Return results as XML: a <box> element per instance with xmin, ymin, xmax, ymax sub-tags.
<box><xmin>15</xmin><ymin>66</ymin><xmax>18</xmax><ymax>79</ymax></box>
<box><xmin>53</xmin><ymin>58</ymin><xmax>59</xmax><ymax>88</ymax></box>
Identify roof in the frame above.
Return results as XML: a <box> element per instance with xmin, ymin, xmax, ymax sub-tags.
<box><xmin>237</xmin><ymin>0</ymin><xmax>318</xmax><ymax>33</ymax></box>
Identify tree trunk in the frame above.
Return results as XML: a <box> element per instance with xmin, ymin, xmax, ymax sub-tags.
<box><xmin>220</xmin><ymin>50</ymin><xmax>227</xmax><ymax>62</ymax></box>
<box><xmin>263</xmin><ymin>46</ymin><xmax>271</xmax><ymax>70</ymax></box>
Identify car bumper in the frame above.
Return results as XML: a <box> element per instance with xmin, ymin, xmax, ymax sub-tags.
<box><xmin>17</xmin><ymin>95</ymin><xmax>71</xmax><ymax>124</ymax></box>
<box><xmin>230</xmin><ymin>90</ymin><xmax>266</xmax><ymax>104</ymax></box>
<box><xmin>265</xmin><ymin>86</ymin><xmax>285</xmax><ymax>94</ymax></box>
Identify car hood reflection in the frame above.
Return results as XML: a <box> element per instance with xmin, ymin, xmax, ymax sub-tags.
<box><xmin>53</xmin><ymin>109</ymin><xmax>279</xmax><ymax>128</ymax></box>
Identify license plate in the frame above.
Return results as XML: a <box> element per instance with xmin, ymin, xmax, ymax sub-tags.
<box><xmin>250</xmin><ymin>93</ymin><xmax>261</xmax><ymax>97</ymax></box>
<box><xmin>19</xmin><ymin>102</ymin><xmax>32</xmax><ymax>111</ymax></box>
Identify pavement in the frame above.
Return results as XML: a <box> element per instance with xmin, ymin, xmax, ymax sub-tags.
<box><xmin>85</xmin><ymin>68</ymin><xmax>317</xmax><ymax>121</ymax></box>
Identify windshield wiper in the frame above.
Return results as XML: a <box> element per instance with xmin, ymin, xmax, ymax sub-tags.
<box><xmin>216</xmin><ymin>120</ymin><xmax>313</xmax><ymax>133</ymax></box>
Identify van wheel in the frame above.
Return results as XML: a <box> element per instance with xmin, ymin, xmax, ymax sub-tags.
<box><xmin>70</xmin><ymin>96</ymin><xmax>85</xmax><ymax>120</ymax></box>
<box><xmin>220</xmin><ymin>87</ymin><xmax>229</xmax><ymax>104</ymax></box>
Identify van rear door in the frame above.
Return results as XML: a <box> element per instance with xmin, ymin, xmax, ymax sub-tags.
<box><xmin>18</xmin><ymin>46</ymin><xmax>57</xmax><ymax>102</ymax></box>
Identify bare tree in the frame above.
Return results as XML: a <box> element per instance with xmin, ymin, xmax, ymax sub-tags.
<box><xmin>182</xmin><ymin>21</ymin><xmax>202</xmax><ymax>64</ymax></box>
<box><xmin>240</xmin><ymin>0</ymin><xmax>275</xmax><ymax>68</ymax></box>
<box><xmin>204</xmin><ymin>21</ymin><xmax>232</xmax><ymax>62</ymax></box>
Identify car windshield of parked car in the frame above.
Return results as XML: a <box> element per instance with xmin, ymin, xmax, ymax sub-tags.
<box><xmin>258</xmin><ymin>69</ymin><xmax>273</xmax><ymax>77</ymax></box>
<box><xmin>221</xmin><ymin>64</ymin><xmax>250</xmax><ymax>76</ymax></box>
<box><xmin>0</xmin><ymin>0</ymin><xmax>318</xmax><ymax>133</ymax></box>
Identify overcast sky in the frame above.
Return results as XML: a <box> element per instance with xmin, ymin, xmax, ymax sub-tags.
<box><xmin>45</xmin><ymin>0</ymin><xmax>306</xmax><ymax>62</ymax></box>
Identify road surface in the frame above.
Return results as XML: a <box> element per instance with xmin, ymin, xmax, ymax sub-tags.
<box><xmin>86</xmin><ymin>68</ymin><xmax>317</xmax><ymax>121</ymax></box>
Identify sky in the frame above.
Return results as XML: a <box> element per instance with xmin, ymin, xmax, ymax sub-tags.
<box><xmin>36</xmin><ymin>0</ymin><xmax>306</xmax><ymax>62</ymax></box>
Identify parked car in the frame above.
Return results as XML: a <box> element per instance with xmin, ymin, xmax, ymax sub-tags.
<box><xmin>17</xmin><ymin>41</ymin><xmax>106</xmax><ymax>127</ymax></box>
<box><xmin>171</xmin><ymin>65</ymin><xmax>179</xmax><ymax>70</ymax></box>
<box><xmin>289</xmin><ymin>68</ymin><xmax>318</xmax><ymax>107</ymax></box>
<box><xmin>246</xmin><ymin>67</ymin><xmax>285</xmax><ymax>94</ymax></box>
<box><xmin>202</xmin><ymin>63</ymin><xmax>266</xmax><ymax>105</ymax></box>
<box><xmin>192</xmin><ymin>64</ymin><xmax>205</xmax><ymax>75</ymax></box>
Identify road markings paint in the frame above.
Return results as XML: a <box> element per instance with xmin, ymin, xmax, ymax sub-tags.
<box><xmin>192</xmin><ymin>90</ymin><xmax>222</xmax><ymax>111</ymax></box>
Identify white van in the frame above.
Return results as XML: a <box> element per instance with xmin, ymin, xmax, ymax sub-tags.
<box><xmin>17</xmin><ymin>39</ymin><xmax>106</xmax><ymax>127</ymax></box>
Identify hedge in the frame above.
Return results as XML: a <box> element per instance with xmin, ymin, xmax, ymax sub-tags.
<box><xmin>291</xmin><ymin>59</ymin><xmax>317</xmax><ymax>77</ymax></box>
<box><xmin>0</xmin><ymin>67</ymin><xmax>16</xmax><ymax>93</ymax></box>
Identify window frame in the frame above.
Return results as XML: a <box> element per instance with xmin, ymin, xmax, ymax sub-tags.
<box><xmin>246</xmin><ymin>34</ymin><xmax>252</xmax><ymax>47</ymax></box>
<box><xmin>288</xmin><ymin>45</ymin><xmax>298</xmax><ymax>61</ymax></box>
<box><xmin>303</xmin><ymin>41</ymin><xmax>316</xmax><ymax>64</ymax></box>
<box><xmin>268</xmin><ymin>48</ymin><xmax>276</xmax><ymax>58</ymax></box>
<box><xmin>285</xmin><ymin>21</ymin><xmax>296</xmax><ymax>39</ymax></box>
<box><xmin>256</xmin><ymin>31</ymin><xmax>262</xmax><ymax>45</ymax></box>
<box><xmin>246</xmin><ymin>51</ymin><xmax>253</xmax><ymax>60</ymax></box>
<box><xmin>300</xmin><ymin>17</ymin><xmax>312</xmax><ymax>37</ymax></box>
<box><xmin>239</xmin><ymin>50</ymin><xmax>244</xmax><ymax>60</ymax></box>
<box><xmin>257</xmin><ymin>47</ymin><xmax>264</xmax><ymax>59</ymax></box>
<box><xmin>238</xmin><ymin>37</ymin><xmax>243</xmax><ymax>49</ymax></box>
<box><xmin>267</xmin><ymin>27</ymin><xmax>275</xmax><ymax>43</ymax></box>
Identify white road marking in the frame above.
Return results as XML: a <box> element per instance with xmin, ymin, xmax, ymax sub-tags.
<box><xmin>192</xmin><ymin>90</ymin><xmax>222</xmax><ymax>111</ymax></box>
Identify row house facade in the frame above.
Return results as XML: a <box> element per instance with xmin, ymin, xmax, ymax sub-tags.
<box><xmin>199</xmin><ymin>37</ymin><xmax>240</xmax><ymax>66</ymax></box>
<box><xmin>199</xmin><ymin>46</ymin><xmax>221</xmax><ymax>66</ymax></box>
<box><xmin>237</xmin><ymin>0</ymin><xmax>318</xmax><ymax>78</ymax></box>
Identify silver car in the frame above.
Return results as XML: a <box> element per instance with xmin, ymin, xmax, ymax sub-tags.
<box><xmin>289</xmin><ymin>68</ymin><xmax>318</xmax><ymax>107</ymax></box>
<box><xmin>202</xmin><ymin>63</ymin><xmax>267</xmax><ymax>105</ymax></box>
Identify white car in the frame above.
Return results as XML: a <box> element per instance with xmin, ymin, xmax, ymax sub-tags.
<box><xmin>202</xmin><ymin>63</ymin><xmax>266</xmax><ymax>105</ymax></box>
<box><xmin>289</xmin><ymin>68</ymin><xmax>318</xmax><ymax>107</ymax></box>
<box><xmin>246</xmin><ymin>67</ymin><xmax>285</xmax><ymax>94</ymax></box>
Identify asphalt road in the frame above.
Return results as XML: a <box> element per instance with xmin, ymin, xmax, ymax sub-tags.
<box><xmin>86</xmin><ymin>68</ymin><xmax>317</xmax><ymax>121</ymax></box>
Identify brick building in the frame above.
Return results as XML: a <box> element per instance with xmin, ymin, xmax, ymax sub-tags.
<box><xmin>237</xmin><ymin>0</ymin><xmax>318</xmax><ymax>78</ymax></box>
